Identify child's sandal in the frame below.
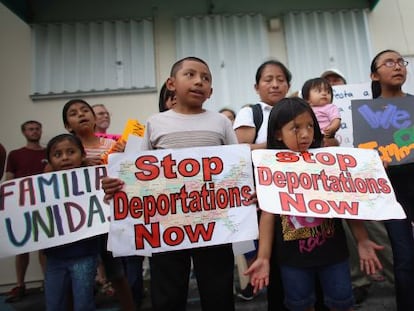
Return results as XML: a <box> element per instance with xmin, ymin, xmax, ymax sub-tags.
<box><xmin>370</xmin><ymin>273</ymin><xmax>385</xmax><ymax>282</ymax></box>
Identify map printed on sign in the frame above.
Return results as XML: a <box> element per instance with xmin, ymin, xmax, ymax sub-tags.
<box><xmin>252</xmin><ymin>147</ymin><xmax>405</xmax><ymax>221</ymax></box>
<box><xmin>107</xmin><ymin>144</ymin><xmax>258</xmax><ymax>257</ymax></box>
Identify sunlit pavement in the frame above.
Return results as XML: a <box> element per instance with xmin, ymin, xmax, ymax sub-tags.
<box><xmin>0</xmin><ymin>277</ymin><xmax>396</xmax><ymax>310</ymax></box>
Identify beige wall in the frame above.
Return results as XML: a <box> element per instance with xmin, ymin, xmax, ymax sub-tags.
<box><xmin>0</xmin><ymin>0</ymin><xmax>413</xmax><ymax>286</ymax></box>
<box><xmin>2</xmin><ymin>0</ymin><xmax>414</xmax><ymax>154</ymax></box>
<box><xmin>0</xmin><ymin>3</ymin><xmax>288</xmax><ymax>163</ymax></box>
<box><xmin>368</xmin><ymin>0</ymin><xmax>414</xmax><ymax>56</ymax></box>
<box><xmin>0</xmin><ymin>4</ymin><xmax>162</xmax><ymax>285</ymax></box>
<box><xmin>0</xmin><ymin>5</ymin><xmax>163</xmax><ymax>157</ymax></box>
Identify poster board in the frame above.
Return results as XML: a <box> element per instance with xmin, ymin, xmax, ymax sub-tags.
<box><xmin>352</xmin><ymin>96</ymin><xmax>414</xmax><ymax>165</ymax></box>
<box><xmin>107</xmin><ymin>144</ymin><xmax>259</xmax><ymax>256</ymax></box>
<box><xmin>0</xmin><ymin>166</ymin><xmax>109</xmax><ymax>258</ymax></box>
<box><xmin>252</xmin><ymin>147</ymin><xmax>405</xmax><ymax>220</ymax></box>
<box><xmin>332</xmin><ymin>83</ymin><xmax>372</xmax><ymax>147</ymax></box>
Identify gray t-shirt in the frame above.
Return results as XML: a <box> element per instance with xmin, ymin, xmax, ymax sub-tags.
<box><xmin>142</xmin><ymin>109</ymin><xmax>238</xmax><ymax>150</ymax></box>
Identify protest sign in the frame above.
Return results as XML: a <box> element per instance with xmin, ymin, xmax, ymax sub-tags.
<box><xmin>352</xmin><ymin>96</ymin><xmax>414</xmax><ymax>165</ymax></box>
<box><xmin>332</xmin><ymin>83</ymin><xmax>372</xmax><ymax>147</ymax></box>
<box><xmin>0</xmin><ymin>166</ymin><xmax>109</xmax><ymax>258</ymax></box>
<box><xmin>107</xmin><ymin>144</ymin><xmax>258</xmax><ymax>256</ymax></box>
<box><xmin>252</xmin><ymin>147</ymin><xmax>405</xmax><ymax>220</ymax></box>
<box><xmin>101</xmin><ymin>119</ymin><xmax>145</xmax><ymax>164</ymax></box>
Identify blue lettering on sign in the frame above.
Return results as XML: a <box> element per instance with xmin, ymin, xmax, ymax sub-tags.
<box><xmin>357</xmin><ymin>104</ymin><xmax>411</xmax><ymax>129</ymax></box>
<box><xmin>333</xmin><ymin>89</ymin><xmax>354</xmax><ymax>100</ymax></box>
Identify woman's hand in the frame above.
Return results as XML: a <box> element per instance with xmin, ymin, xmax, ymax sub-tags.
<box><xmin>323</xmin><ymin>127</ymin><xmax>336</xmax><ymax>138</ymax></box>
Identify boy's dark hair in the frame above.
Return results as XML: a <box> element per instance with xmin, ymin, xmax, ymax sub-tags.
<box><xmin>46</xmin><ymin>133</ymin><xmax>85</xmax><ymax>162</ymax></box>
<box><xmin>267</xmin><ymin>97</ymin><xmax>323</xmax><ymax>149</ymax></box>
<box><xmin>170</xmin><ymin>56</ymin><xmax>210</xmax><ymax>77</ymax></box>
<box><xmin>219</xmin><ymin>108</ymin><xmax>236</xmax><ymax>119</ymax></box>
<box><xmin>21</xmin><ymin>120</ymin><xmax>42</xmax><ymax>132</ymax></box>
<box><xmin>370</xmin><ymin>49</ymin><xmax>398</xmax><ymax>99</ymax></box>
<box><xmin>301</xmin><ymin>77</ymin><xmax>333</xmax><ymax>102</ymax></box>
<box><xmin>62</xmin><ymin>99</ymin><xmax>95</xmax><ymax>127</ymax></box>
<box><xmin>255</xmin><ymin>60</ymin><xmax>292</xmax><ymax>86</ymax></box>
<box><xmin>158</xmin><ymin>81</ymin><xmax>175</xmax><ymax>112</ymax></box>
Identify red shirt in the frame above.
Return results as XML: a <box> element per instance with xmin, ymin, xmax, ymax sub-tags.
<box><xmin>6</xmin><ymin>147</ymin><xmax>46</xmax><ymax>178</ymax></box>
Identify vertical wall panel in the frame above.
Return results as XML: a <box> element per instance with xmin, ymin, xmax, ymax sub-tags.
<box><xmin>32</xmin><ymin>24</ymin><xmax>47</xmax><ymax>94</ymax></box>
<box><xmin>102</xmin><ymin>21</ymin><xmax>116</xmax><ymax>90</ymax></box>
<box><xmin>175</xmin><ymin>14</ymin><xmax>269</xmax><ymax>112</ymax></box>
<box><xmin>31</xmin><ymin>19</ymin><xmax>155</xmax><ymax>95</ymax></box>
<box><xmin>62</xmin><ymin>23</ymin><xmax>77</xmax><ymax>92</ymax></box>
<box><xmin>284</xmin><ymin>10</ymin><xmax>372</xmax><ymax>93</ymax></box>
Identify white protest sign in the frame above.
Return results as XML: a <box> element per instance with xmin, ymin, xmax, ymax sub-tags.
<box><xmin>0</xmin><ymin>166</ymin><xmax>110</xmax><ymax>258</ymax></box>
<box><xmin>333</xmin><ymin>83</ymin><xmax>372</xmax><ymax>147</ymax></box>
<box><xmin>252</xmin><ymin>147</ymin><xmax>405</xmax><ymax>220</ymax></box>
<box><xmin>107</xmin><ymin>144</ymin><xmax>258</xmax><ymax>256</ymax></box>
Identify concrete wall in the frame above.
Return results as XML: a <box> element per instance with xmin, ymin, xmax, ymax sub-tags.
<box><xmin>0</xmin><ymin>0</ymin><xmax>413</xmax><ymax>285</ymax></box>
<box><xmin>368</xmin><ymin>0</ymin><xmax>414</xmax><ymax>56</ymax></box>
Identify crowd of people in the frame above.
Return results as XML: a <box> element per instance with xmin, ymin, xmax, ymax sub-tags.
<box><xmin>1</xmin><ymin>49</ymin><xmax>413</xmax><ymax>311</ymax></box>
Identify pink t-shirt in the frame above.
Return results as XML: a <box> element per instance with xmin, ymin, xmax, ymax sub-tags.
<box><xmin>95</xmin><ymin>132</ymin><xmax>121</xmax><ymax>141</ymax></box>
<box><xmin>311</xmin><ymin>104</ymin><xmax>341</xmax><ymax>132</ymax></box>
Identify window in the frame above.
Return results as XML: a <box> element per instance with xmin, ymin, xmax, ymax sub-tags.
<box><xmin>284</xmin><ymin>10</ymin><xmax>372</xmax><ymax>93</ymax></box>
<box><xmin>31</xmin><ymin>19</ymin><xmax>155</xmax><ymax>98</ymax></box>
<box><xmin>175</xmin><ymin>14</ymin><xmax>269</xmax><ymax>112</ymax></box>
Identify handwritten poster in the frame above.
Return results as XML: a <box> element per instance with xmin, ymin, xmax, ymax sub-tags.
<box><xmin>252</xmin><ymin>147</ymin><xmax>405</xmax><ymax>220</ymax></box>
<box><xmin>352</xmin><ymin>97</ymin><xmax>414</xmax><ymax>165</ymax></box>
<box><xmin>332</xmin><ymin>83</ymin><xmax>372</xmax><ymax>147</ymax></box>
<box><xmin>0</xmin><ymin>166</ymin><xmax>110</xmax><ymax>258</ymax></box>
<box><xmin>107</xmin><ymin>144</ymin><xmax>259</xmax><ymax>257</ymax></box>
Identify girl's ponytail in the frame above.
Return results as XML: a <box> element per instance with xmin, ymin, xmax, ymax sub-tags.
<box><xmin>371</xmin><ymin>81</ymin><xmax>381</xmax><ymax>99</ymax></box>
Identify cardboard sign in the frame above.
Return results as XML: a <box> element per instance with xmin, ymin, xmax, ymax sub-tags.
<box><xmin>252</xmin><ymin>147</ymin><xmax>405</xmax><ymax>220</ymax></box>
<box><xmin>107</xmin><ymin>144</ymin><xmax>258</xmax><ymax>256</ymax></box>
<box><xmin>352</xmin><ymin>97</ymin><xmax>414</xmax><ymax>165</ymax></box>
<box><xmin>0</xmin><ymin>166</ymin><xmax>109</xmax><ymax>258</ymax></box>
<box><xmin>332</xmin><ymin>83</ymin><xmax>372</xmax><ymax>147</ymax></box>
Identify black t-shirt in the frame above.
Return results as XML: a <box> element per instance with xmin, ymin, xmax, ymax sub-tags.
<box><xmin>387</xmin><ymin>162</ymin><xmax>414</xmax><ymax>222</ymax></box>
<box><xmin>384</xmin><ymin>93</ymin><xmax>414</xmax><ymax>221</ymax></box>
<box><xmin>274</xmin><ymin>215</ymin><xmax>349</xmax><ymax>268</ymax></box>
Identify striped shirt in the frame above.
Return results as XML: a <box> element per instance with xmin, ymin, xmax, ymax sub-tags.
<box><xmin>142</xmin><ymin>109</ymin><xmax>238</xmax><ymax>150</ymax></box>
<box><xmin>84</xmin><ymin>137</ymin><xmax>115</xmax><ymax>159</ymax></box>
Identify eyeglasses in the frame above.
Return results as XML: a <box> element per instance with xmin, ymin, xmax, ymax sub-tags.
<box><xmin>377</xmin><ymin>59</ymin><xmax>409</xmax><ymax>69</ymax></box>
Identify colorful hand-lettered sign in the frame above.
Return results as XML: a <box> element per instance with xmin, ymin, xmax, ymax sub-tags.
<box><xmin>352</xmin><ymin>97</ymin><xmax>414</xmax><ymax>165</ymax></box>
<box><xmin>0</xmin><ymin>166</ymin><xmax>109</xmax><ymax>258</ymax></box>
<box><xmin>252</xmin><ymin>147</ymin><xmax>405</xmax><ymax>220</ymax></box>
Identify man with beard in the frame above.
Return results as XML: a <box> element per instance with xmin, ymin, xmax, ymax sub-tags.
<box><xmin>92</xmin><ymin>104</ymin><xmax>121</xmax><ymax>141</ymax></box>
<box><xmin>5</xmin><ymin>120</ymin><xmax>47</xmax><ymax>303</ymax></box>
<box><xmin>92</xmin><ymin>104</ymin><xmax>111</xmax><ymax>134</ymax></box>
